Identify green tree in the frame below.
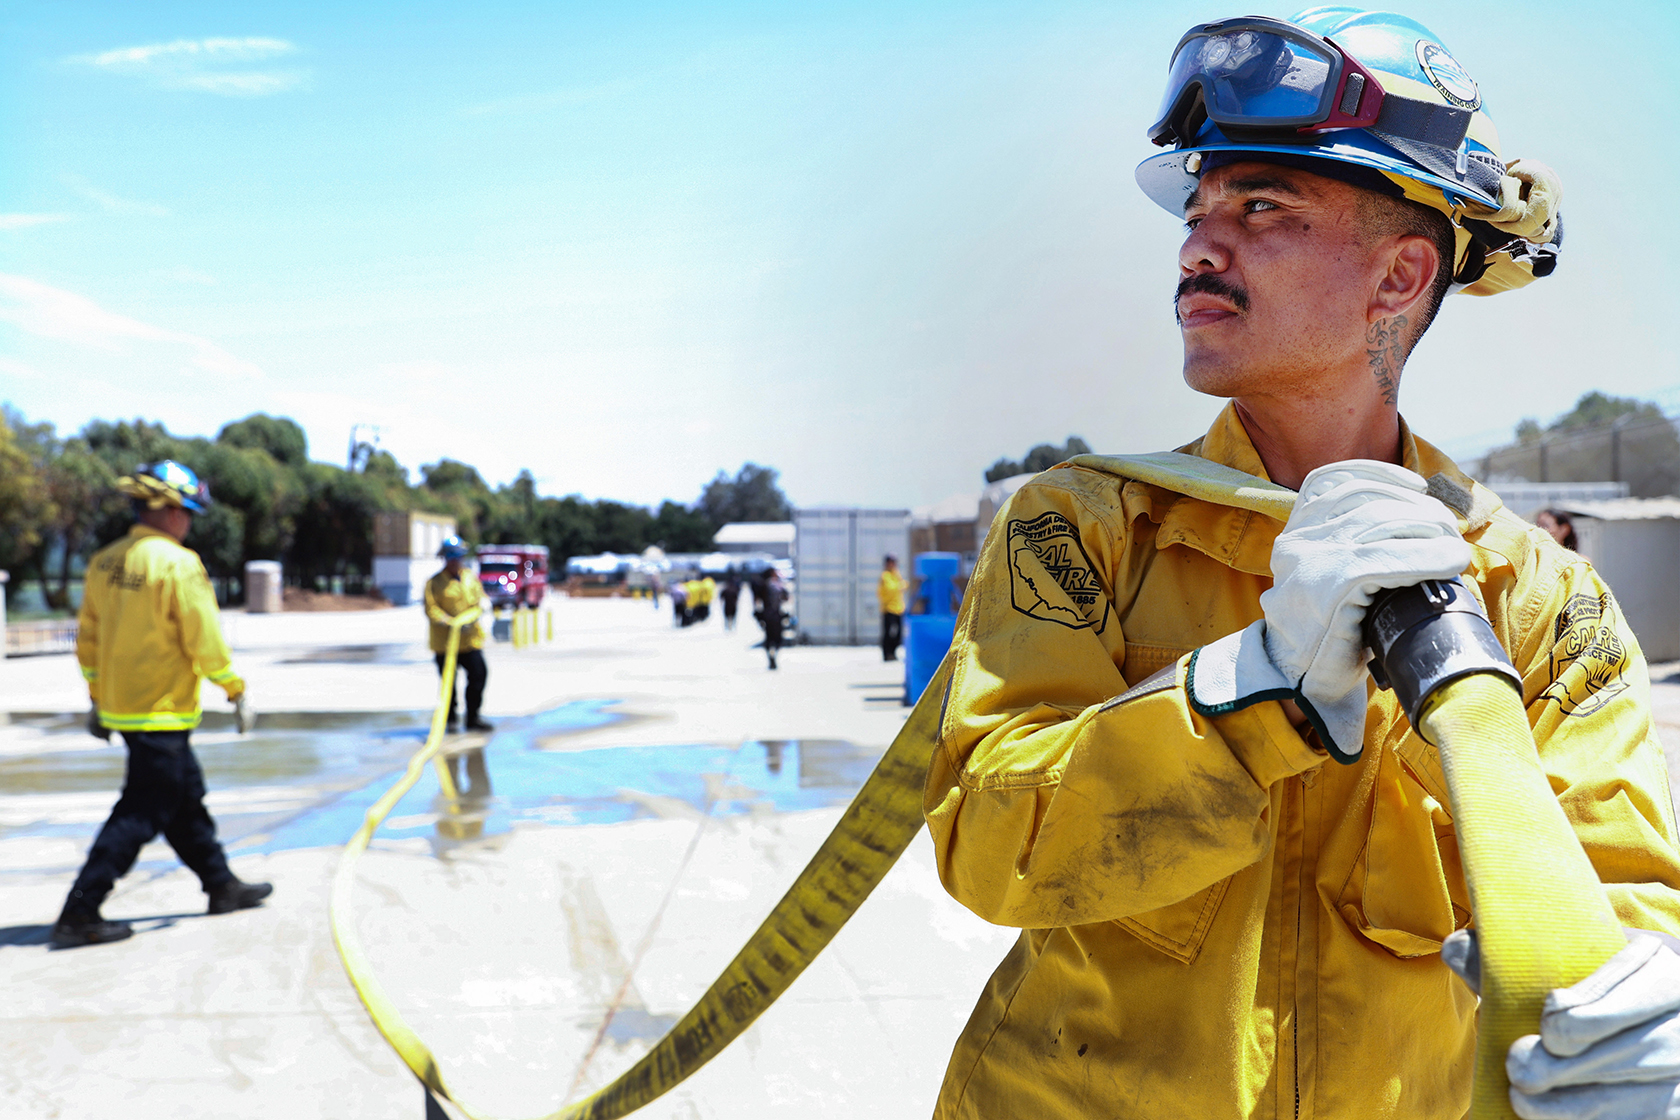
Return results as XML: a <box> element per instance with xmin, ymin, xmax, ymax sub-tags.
<box><xmin>485</xmin><ymin>470</ymin><xmax>540</xmax><ymax>543</ymax></box>
<box><xmin>362</xmin><ymin>449</ymin><xmax>409</xmax><ymax>487</ymax></box>
<box><xmin>0</xmin><ymin>408</ymin><xmax>54</xmax><ymax>605</ymax></box>
<box><xmin>200</xmin><ymin>438</ymin><xmax>306</xmax><ymax>570</ymax></box>
<box><xmin>698</xmin><ymin>463</ymin><xmax>793</xmax><ymax>525</ymax></box>
<box><xmin>533</xmin><ymin>495</ymin><xmax>602</xmax><ymax>567</ymax></box>
<box><xmin>218</xmin><ymin>413</ymin><xmax>308</xmax><ymax>468</ymax></box>
<box><xmin>650</xmin><ymin>500</ymin><xmax>716</xmax><ymax>552</ymax></box>
<box><xmin>1552</xmin><ymin>392</ymin><xmax>1666</xmax><ymax>433</ymax></box>
<box><xmin>42</xmin><ymin>438</ymin><xmax>121</xmax><ymax>609</ymax></box>
<box><xmin>291</xmin><ymin>463</ymin><xmax>393</xmax><ymax>591</ymax></box>
<box><xmin>593</xmin><ymin>500</ymin><xmax>656</xmax><ymax>553</ymax></box>
<box><xmin>419</xmin><ymin>458</ymin><xmax>501</xmax><ymax>543</ymax></box>
<box><xmin>985</xmin><ymin>436</ymin><xmax>1091</xmax><ymax>483</ymax></box>
<box><xmin>1490</xmin><ymin>393</ymin><xmax>1680</xmax><ymax>497</ymax></box>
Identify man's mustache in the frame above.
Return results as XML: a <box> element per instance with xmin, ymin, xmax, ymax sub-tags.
<box><xmin>1174</xmin><ymin>274</ymin><xmax>1250</xmax><ymax>323</ymax></box>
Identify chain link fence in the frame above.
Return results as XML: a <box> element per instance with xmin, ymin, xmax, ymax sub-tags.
<box><xmin>1477</xmin><ymin>414</ymin><xmax>1680</xmax><ymax>499</ymax></box>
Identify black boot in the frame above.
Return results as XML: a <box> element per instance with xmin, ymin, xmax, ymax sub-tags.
<box><xmin>51</xmin><ymin>891</ymin><xmax>133</xmax><ymax>948</ymax></box>
<box><xmin>207</xmin><ymin>877</ymin><xmax>274</xmax><ymax>915</ymax></box>
<box><xmin>464</xmin><ymin>716</ymin><xmax>494</xmax><ymax>732</ymax></box>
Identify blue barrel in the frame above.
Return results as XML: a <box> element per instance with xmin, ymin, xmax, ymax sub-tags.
<box><xmin>905</xmin><ymin>552</ymin><xmax>961</xmax><ymax>704</ymax></box>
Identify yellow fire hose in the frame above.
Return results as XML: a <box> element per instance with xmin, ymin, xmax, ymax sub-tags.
<box><xmin>1419</xmin><ymin>678</ymin><xmax>1625</xmax><ymax>1118</ymax></box>
<box><xmin>330</xmin><ymin>456</ymin><xmax>1626</xmax><ymax>1120</ymax></box>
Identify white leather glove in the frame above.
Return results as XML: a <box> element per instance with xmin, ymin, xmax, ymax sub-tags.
<box><xmin>234</xmin><ymin>694</ymin><xmax>255</xmax><ymax>735</ymax></box>
<box><xmin>1188</xmin><ymin>460</ymin><xmax>1470</xmax><ymax>761</ymax></box>
<box><xmin>1444</xmin><ymin>929</ymin><xmax>1680</xmax><ymax>1119</ymax></box>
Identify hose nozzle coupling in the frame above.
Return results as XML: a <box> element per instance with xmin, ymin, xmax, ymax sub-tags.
<box><xmin>1362</xmin><ymin>578</ymin><xmax>1523</xmax><ymax>729</ymax></box>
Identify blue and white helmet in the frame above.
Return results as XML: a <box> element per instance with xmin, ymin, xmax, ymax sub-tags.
<box><xmin>1137</xmin><ymin>7</ymin><xmax>1562</xmax><ymax>297</ymax></box>
<box><xmin>117</xmin><ymin>460</ymin><xmax>211</xmax><ymax>512</ymax></box>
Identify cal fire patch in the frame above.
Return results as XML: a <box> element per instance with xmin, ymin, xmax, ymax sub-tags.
<box><xmin>1542</xmin><ymin>591</ymin><xmax>1630</xmax><ymax>718</ymax></box>
<box><xmin>1006</xmin><ymin>512</ymin><xmax>1109</xmax><ymax>632</ymax></box>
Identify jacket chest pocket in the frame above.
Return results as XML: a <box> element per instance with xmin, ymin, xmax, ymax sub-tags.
<box><xmin>1335</xmin><ymin>743</ymin><xmax>1469</xmax><ymax>957</ymax></box>
<box><xmin>1114</xmin><ymin>877</ymin><xmax>1232</xmax><ymax>964</ymax></box>
<box><xmin>1120</xmin><ymin>642</ymin><xmax>1188</xmax><ymax>690</ymax></box>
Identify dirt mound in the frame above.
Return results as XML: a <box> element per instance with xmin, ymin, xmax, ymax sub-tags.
<box><xmin>281</xmin><ymin>588</ymin><xmax>393</xmax><ymax>612</ymax></box>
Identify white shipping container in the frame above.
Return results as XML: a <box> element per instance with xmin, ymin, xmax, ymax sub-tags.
<box><xmin>794</xmin><ymin>508</ymin><xmax>910</xmax><ymax>645</ymax></box>
<box><xmin>375</xmin><ymin>556</ymin><xmax>475</xmax><ymax>607</ymax></box>
<box><xmin>1564</xmin><ymin>498</ymin><xmax>1680</xmax><ymax>662</ymax></box>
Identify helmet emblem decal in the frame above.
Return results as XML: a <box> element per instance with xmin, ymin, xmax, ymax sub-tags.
<box><xmin>1416</xmin><ymin>40</ymin><xmax>1480</xmax><ymax>111</ymax></box>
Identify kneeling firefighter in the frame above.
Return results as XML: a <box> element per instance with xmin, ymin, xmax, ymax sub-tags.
<box><xmin>924</xmin><ymin>9</ymin><xmax>1680</xmax><ymax>1119</ymax></box>
<box><xmin>54</xmin><ymin>461</ymin><xmax>270</xmax><ymax>948</ymax></box>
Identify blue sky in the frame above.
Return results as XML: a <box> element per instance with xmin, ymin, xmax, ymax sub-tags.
<box><xmin>3</xmin><ymin>1</ymin><xmax>1677</xmax><ymax>510</ymax></box>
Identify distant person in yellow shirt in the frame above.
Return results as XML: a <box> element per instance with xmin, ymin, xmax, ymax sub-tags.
<box><xmin>425</xmin><ymin>537</ymin><xmax>492</xmax><ymax>734</ymax></box>
<box><xmin>878</xmin><ymin>555</ymin><xmax>907</xmax><ymax>662</ymax></box>
<box><xmin>54</xmin><ymin>461</ymin><xmax>269</xmax><ymax>949</ymax></box>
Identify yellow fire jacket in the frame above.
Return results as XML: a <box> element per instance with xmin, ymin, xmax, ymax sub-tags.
<box><xmin>425</xmin><ymin>567</ymin><xmax>487</xmax><ymax>653</ymax></box>
<box><xmin>879</xmin><ymin>569</ymin><xmax>908</xmax><ymax>615</ymax></box>
<box><xmin>77</xmin><ymin>525</ymin><xmax>244</xmax><ymax>732</ymax></box>
<box><xmin>924</xmin><ymin>404</ymin><xmax>1680</xmax><ymax>1120</ymax></box>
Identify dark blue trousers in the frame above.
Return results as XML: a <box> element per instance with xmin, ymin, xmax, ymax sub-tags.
<box><xmin>70</xmin><ymin>730</ymin><xmax>233</xmax><ymax>905</ymax></box>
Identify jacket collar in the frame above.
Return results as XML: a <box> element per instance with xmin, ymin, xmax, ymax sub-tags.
<box><xmin>129</xmin><ymin>524</ymin><xmax>180</xmax><ymax>544</ymax></box>
<box><xmin>1150</xmin><ymin>402</ymin><xmax>1494</xmax><ymax>576</ymax></box>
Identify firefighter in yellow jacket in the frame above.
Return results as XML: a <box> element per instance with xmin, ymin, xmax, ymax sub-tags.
<box><xmin>927</xmin><ymin>10</ymin><xmax>1680</xmax><ymax>1119</ymax></box>
<box><xmin>426</xmin><ymin>537</ymin><xmax>492</xmax><ymax>734</ymax></box>
<box><xmin>53</xmin><ymin>461</ymin><xmax>271</xmax><ymax>948</ymax></box>
<box><xmin>879</xmin><ymin>555</ymin><xmax>907</xmax><ymax>662</ymax></box>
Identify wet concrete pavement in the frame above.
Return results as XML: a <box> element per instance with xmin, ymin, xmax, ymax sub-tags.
<box><xmin>1</xmin><ymin>599</ymin><xmax>1015</xmax><ymax>1119</ymax></box>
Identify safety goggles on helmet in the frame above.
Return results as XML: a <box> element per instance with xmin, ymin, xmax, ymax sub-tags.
<box><xmin>1149</xmin><ymin>16</ymin><xmax>1471</xmax><ymax>155</ymax></box>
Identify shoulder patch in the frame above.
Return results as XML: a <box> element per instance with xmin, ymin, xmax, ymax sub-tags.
<box><xmin>1542</xmin><ymin>590</ymin><xmax>1630</xmax><ymax>718</ymax></box>
<box><xmin>1006</xmin><ymin>511</ymin><xmax>1110</xmax><ymax>632</ymax></box>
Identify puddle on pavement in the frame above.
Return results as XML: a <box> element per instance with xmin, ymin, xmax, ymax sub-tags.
<box><xmin>277</xmin><ymin>643</ymin><xmax>420</xmax><ymax>665</ymax></box>
<box><xmin>1</xmin><ymin>710</ymin><xmax>426</xmax><ymax>797</ymax></box>
<box><xmin>248</xmin><ymin>732</ymin><xmax>882</xmax><ymax>856</ymax></box>
<box><xmin>0</xmin><ymin>700</ymin><xmax>883</xmax><ymax>866</ymax></box>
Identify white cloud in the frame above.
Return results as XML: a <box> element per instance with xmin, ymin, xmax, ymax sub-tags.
<box><xmin>85</xmin><ymin>37</ymin><xmax>294</xmax><ymax>67</ymax></box>
<box><xmin>71</xmin><ymin>37</ymin><xmax>307</xmax><ymax>97</ymax></box>
<box><xmin>0</xmin><ymin>356</ymin><xmax>47</xmax><ymax>382</ymax></box>
<box><xmin>0</xmin><ymin>213</ymin><xmax>70</xmax><ymax>230</ymax></box>
<box><xmin>0</xmin><ymin>274</ymin><xmax>262</xmax><ymax>379</ymax></box>
<box><xmin>63</xmin><ymin>176</ymin><xmax>169</xmax><ymax>218</ymax></box>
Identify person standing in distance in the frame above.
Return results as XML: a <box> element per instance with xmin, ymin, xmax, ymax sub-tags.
<box><xmin>1537</xmin><ymin>508</ymin><xmax>1579</xmax><ymax>551</ymax></box>
<box><xmin>721</xmin><ymin>568</ymin><xmax>742</xmax><ymax>631</ymax></box>
<box><xmin>426</xmin><ymin>536</ymin><xmax>492</xmax><ymax>734</ymax></box>
<box><xmin>760</xmin><ymin>569</ymin><xmax>787</xmax><ymax>670</ymax></box>
<box><xmin>53</xmin><ymin>461</ymin><xmax>270</xmax><ymax>948</ymax></box>
<box><xmin>878</xmin><ymin>555</ymin><xmax>907</xmax><ymax>662</ymax></box>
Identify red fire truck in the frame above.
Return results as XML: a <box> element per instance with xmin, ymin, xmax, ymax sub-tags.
<box><xmin>477</xmin><ymin>545</ymin><xmax>549</xmax><ymax>609</ymax></box>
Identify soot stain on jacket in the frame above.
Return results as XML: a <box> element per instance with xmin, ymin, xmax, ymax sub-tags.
<box><xmin>1101</xmin><ymin>765</ymin><xmax>1257</xmax><ymax>892</ymax></box>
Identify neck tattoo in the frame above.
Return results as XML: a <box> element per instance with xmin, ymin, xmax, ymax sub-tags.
<box><xmin>1366</xmin><ymin>315</ymin><xmax>1407</xmax><ymax>406</ymax></box>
